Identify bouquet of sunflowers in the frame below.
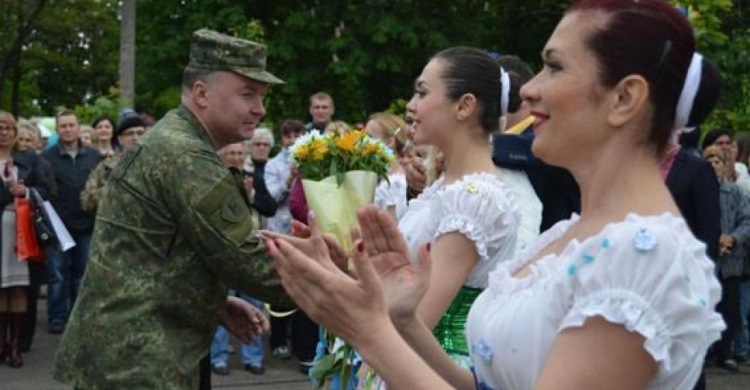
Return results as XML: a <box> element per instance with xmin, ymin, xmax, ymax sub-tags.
<box><xmin>289</xmin><ymin>129</ymin><xmax>394</xmax><ymax>388</ymax></box>
<box><xmin>290</xmin><ymin>129</ymin><xmax>394</xmax><ymax>251</ymax></box>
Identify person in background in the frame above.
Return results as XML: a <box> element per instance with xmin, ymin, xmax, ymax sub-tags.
<box><xmin>265</xmin><ymin>119</ymin><xmax>305</xmax><ymax>235</ymax></box>
<box><xmin>243</xmin><ymin>128</ymin><xmax>277</xmax><ymax>218</ymax></box>
<box><xmin>78</xmin><ymin>125</ymin><xmax>96</xmax><ymax>148</ymax></box>
<box><xmin>305</xmin><ymin>92</ymin><xmax>335</xmax><ymax>133</ymax></box>
<box><xmin>80</xmin><ymin>115</ymin><xmax>146</xmax><ymax>213</ymax></box>
<box><xmin>734</xmin><ymin>132</ymin><xmax>750</xmax><ymax>365</ymax></box>
<box><xmin>703</xmin><ymin>145</ymin><xmax>750</xmax><ymax>372</ymax></box>
<box><xmin>91</xmin><ymin>116</ymin><xmax>115</xmax><ymax>157</ymax></box>
<box><xmin>40</xmin><ymin>110</ymin><xmax>101</xmax><ymax>335</ymax></box>
<box><xmin>14</xmin><ymin>118</ymin><xmax>54</xmax><ymax>353</ymax></box>
<box><xmin>488</xmin><ymin>55</ymin><xmax>543</xmax><ymax>253</ymax></box>
<box><xmin>703</xmin><ymin>128</ymin><xmax>750</xmax><ymax>198</ymax></box>
<box><xmin>324</xmin><ymin>120</ymin><xmax>351</xmax><ymax>136</ymax></box>
<box><xmin>16</xmin><ymin>121</ymin><xmax>41</xmax><ymax>153</ymax></box>
<box><xmin>0</xmin><ymin>111</ymin><xmax>52</xmax><ymax>368</ymax></box>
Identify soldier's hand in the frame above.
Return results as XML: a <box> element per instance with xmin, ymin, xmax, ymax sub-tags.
<box><xmin>219</xmin><ymin>297</ymin><xmax>269</xmax><ymax>345</ymax></box>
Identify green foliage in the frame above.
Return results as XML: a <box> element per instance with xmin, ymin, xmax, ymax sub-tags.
<box><xmin>72</xmin><ymin>87</ymin><xmax>130</xmax><ymax>125</ymax></box>
<box><xmin>672</xmin><ymin>0</ymin><xmax>733</xmax><ymax>47</ymax></box>
<box><xmin>0</xmin><ymin>0</ymin><xmax>120</xmax><ymax>115</ymax></box>
<box><xmin>2</xmin><ymin>0</ymin><xmax>747</xmax><ymax>134</ymax></box>
<box><xmin>385</xmin><ymin>98</ymin><xmax>408</xmax><ymax>117</ymax></box>
<box><xmin>701</xmin><ymin>27</ymin><xmax>750</xmax><ymax>133</ymax></box>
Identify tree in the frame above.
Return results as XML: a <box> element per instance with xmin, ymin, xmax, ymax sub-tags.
<box><xmin>0</xmin><ymin>0</ymin><xmax>50</xmax><ymax>115</ymax></box>
<box><xmin>119</xmin><ymin>0</ymin><xmax>137</xmax><ymax>106</ymax></box>
<box><xmin>0</xmin><ymin>0</ymin><xmax>120</xmax><ymax>117</ymax></box>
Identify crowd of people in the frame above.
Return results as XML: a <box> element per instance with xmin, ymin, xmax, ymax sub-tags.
<box><xmin>0</xmin><ymin>109</ymin><xmax>149</xmax><ymax>370</ymax></box>
<box><xmin>0</xmin><ymin>1</ymin><xmax>747</xmax><ymax>390</ymax></box>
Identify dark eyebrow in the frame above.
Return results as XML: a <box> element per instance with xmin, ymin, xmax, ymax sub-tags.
<box><xmin>542</xmin><ymin>48</ymin><xmax>558</xmax><ymax>60</ymax></box>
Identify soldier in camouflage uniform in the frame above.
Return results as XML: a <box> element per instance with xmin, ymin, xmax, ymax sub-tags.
<box><xmin>54</xmin><ymin>29</ymin><xmax>287</xmax><ymax>390</ymax></box>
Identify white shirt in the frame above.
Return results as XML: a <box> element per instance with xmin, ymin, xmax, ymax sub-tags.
<box><xmin>374</xmin><ymin>173</ymin><xmax>408</xmax><ymax>221</ymax></box>
<box><xmin>264</xmin><ymin>148</ymin><xmax>292</xmax><ymax>233</ymax></box>
<box><xmin>496</xmin><ymin>167</ymin><xmax>541</xmax><ymax>254</ymax></box>
<box><xmin>734</xmin><ymin>162</ymin><xmax>750</xmax><ymax>198</ymax></box>
<box><xmin>398</xmin><ymin>172</ymin><xmax>519</xmax><ymax>288</ymax></box>
<box><xmin>467</xmin><ymin>213</ymin><xmax>724</xmax><ymax>390</ymax></box>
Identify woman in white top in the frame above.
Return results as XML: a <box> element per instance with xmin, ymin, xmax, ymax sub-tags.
<box><xmin>266</xmin><ymin>47</ymin><xmax>520</xmax><ymax>388</ymax></box>
<box><xmin>263</xmin><ymin>1</ymin><xmax>724</xmax><ymax>389</ymax></box>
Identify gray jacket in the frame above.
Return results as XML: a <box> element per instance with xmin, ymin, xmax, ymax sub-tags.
<box><xmin>718</xmin><ymin>180</ymin><xmax>750</xmax><ymax>278</ymax></box>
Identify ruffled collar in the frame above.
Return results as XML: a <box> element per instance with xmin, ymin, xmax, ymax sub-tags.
<box><xmin>410</xmin><ymin>171</ymin><xmax>505</xmax><ymax>207</ymax></box>
<box><xmin>487</xmin><ymin>212</ymin><xmax>691</xmax><ymax>294</ymax></box>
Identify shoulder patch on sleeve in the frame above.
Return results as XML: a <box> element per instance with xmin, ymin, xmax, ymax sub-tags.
<box><xmin>222</xmin><ymin>192</ymin><xmax>249</xmax><ymax>223</ymax></box>
<box><xmin>197</xmin><ymin>172</ymin><xmax>254</xmax><ymax>244</ymax></box>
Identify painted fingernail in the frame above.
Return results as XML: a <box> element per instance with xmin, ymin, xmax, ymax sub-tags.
<box><xmin>426</xmin><ymin>243</ymin><xmax>431</xmax><ymax>252</ymax></box>
<box><xmin>356</xmin><ymin>240</ymin><xmax>365</xmax><ymax>253</ymax></box>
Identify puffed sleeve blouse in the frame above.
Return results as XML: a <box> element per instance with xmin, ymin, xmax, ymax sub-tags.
<box><xmin>466</xmin><ymin>213</ymin><xmax>724</xmax><ymax>390</ymax></box>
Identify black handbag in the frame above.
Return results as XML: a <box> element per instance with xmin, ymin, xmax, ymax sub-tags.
<box><xmin>28</xmin><ymin>188</ymin><xmax>58</xmax><ymax>247</ymax></box>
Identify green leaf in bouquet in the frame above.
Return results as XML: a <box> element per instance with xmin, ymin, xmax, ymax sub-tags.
<box><xmin>309</xmin><ymin>353</ymin><xmax>339</xmax><ymax>389</ymax></box>
<box><xmin>340</xmin><ymin>358</ymin><xmax>353</xmax><ymax>390</ymax></box>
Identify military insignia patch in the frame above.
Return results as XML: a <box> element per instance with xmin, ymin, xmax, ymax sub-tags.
<box><xmin>221</xmin><ymin>192</ymin><xmax>249</xmax><ymax>223</ymax></box>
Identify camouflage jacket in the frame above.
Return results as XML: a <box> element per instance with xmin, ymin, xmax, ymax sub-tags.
<box><xmin>79</xmin><ymin>153</ymin><xmax>122</xmax><ymax>213</ymax></box>
<box><xmin>54</xmin><ymin>106</ymin><xmax>287</xmax><ymax>390</ymax></box>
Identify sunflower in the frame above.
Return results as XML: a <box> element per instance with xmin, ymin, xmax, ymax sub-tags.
<box><xmin>335</xmin><ymin>131</ymin><xmax>360</xmax><ymax>153</ymax></box>
<box><xmin>363</xmin><ymin>141</ymin><xmax>380</xmax><ymax>157</ymax></box>
<box><xmin>293</xmin><ymin>144</ymin><xmax>310</xmax><ymax>161</ymax></box>
<box><xmin>309</xmin><ymin>138</ymin><xmax>329</xmax><ymax>162</ymax></box>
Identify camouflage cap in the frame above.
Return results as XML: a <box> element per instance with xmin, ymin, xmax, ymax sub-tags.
<box><xmin>188</xmin><ymin>29</ymin><xmax>284</xmax><ymax>84</ymax></box>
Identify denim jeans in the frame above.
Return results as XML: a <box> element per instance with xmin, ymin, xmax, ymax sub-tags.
<box><xmin>211</xmin><ymin>296</ymin><xmax>264</xmax><ymax>367</ymax></box>
<box><xmin>46</xmin><ymin>233</ymin><xmax>92</xmax><ymax>326</ymax></box>
<box><xmin>735</xmin><ymin>280</ymin><xmax>750</xmax><ymax>358</ymax></box>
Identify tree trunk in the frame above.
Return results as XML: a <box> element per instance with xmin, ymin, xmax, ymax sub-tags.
<box><xmin>119</xmin><ymin>0</ymin><xmax>136</xmax><ymax>107</ymax></box>
<box><xmin>11</xmin><ymin>64</ymin><xmax>21</xmax><ymax>116</ymax></box>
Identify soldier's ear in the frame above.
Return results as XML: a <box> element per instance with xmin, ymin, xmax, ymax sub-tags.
<box><xmin>192</xmin><ymin>80</ymin><xmax>210</xmax><ymax>109</ymax></box>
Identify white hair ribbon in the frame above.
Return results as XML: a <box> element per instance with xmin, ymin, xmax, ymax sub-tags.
<box><xmin>499</xmin><ymin>67</ymin><xmax>510</xmax><ymax>118</ymax></box>
<box><xmin>674</xmin><ymin>52</ymin><xmax>703</xmax><ymax>131</ymax></box>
